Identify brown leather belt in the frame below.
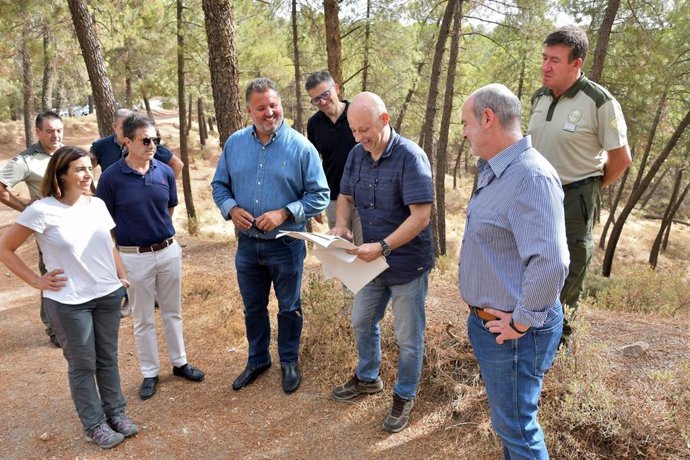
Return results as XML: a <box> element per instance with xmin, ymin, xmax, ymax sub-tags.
<box><xmin>118</xmin><ymin>237</ymin><xmax>174</xmax><ymax>254</ymax></box>
<box><xmin>468</xmin><ymin>305</ymin><xmax>498</xmax><ymax>321</ymax></box>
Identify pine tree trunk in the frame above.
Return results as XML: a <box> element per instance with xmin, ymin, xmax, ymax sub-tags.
<box><xmin>67</xmin><ymin>0</ymin><xmax>116</xmax><ymax>137</ymax></box>
<box><xmin>599</xmin><ymin>167</ymin><xmax>628</xmax><ymax>249</ymax></box>
<box><xmin>291</xmin><ymin>0</ymin><xmax>304</xmax><ymax>133</ymax></box>
<box><xmin>603</xmin><ymin>109</ymin><xmax>690</xmax><ymax>276</ymax></box>
<box><xmin>453</xmin><ymin>139</ymin><xmax>466</xmax><ymax>189</ymax></box>
<box><xmin>649</xmin><ymin>169</ymin><xmax>683</xmax><ymax>269</ymax></box>
<box><xmin>640</xmin><ymin>165</ymin><xmax>670</xmax><ymax>210</ymax></box>
<box><xmin>324</xmin><ymin>0</ymin><xmax>344</xmax><ymax>92</ymax></box>
<box><xmin>590</xmin><ymin>0</ymin><xmax>621</xmax><ymax>83</ymax></box>
<box><xmin>198</xmin><ymin>97</ymin><xmax>207</xmax><ymax>146</ymax></box>
<box><xmin>417</xmin><ymin>0</ymin><xmax>455</xmax><ymax>257</ymax></box>
<box><xmin>202</xmin><ymin>0</ymin><xmax>243</xmax><ymax>147</ymax></box>
<box><xmin>177</xmin><ymin>0</ymin><xmax>197</xmax><ymax>232</ymax></box>
<box><xmin>394</xmin><ymin>60</ymin><xmax>425</xmax><ymax>132</ymax></box>
<box><xmin>361</xmin><ymin>0</ymin><xmax>371</xmax><ymax>91</ymax></box>
<box><xmin>633</xmin><ymin>90</ymin><xmax>667</xmax><ymax>194</ymax></box>
<box><xmin>21</xmin><ymin>24</ymin><xmax>35</xmax><ymax>148</ymax></box>
<box><xmin>41</xmin><ymin>25</ymin><xmax>54</xmax><ymax>111</ymax></box>
<box><xmin>662</xmin><ymin>181</ymin><xmax>689</xmax><ymax>251</ymax></box>
<box><xmin>434</xmin><ymin>0</ymin><xmax>463</xmax><ymax>256</ymax></box>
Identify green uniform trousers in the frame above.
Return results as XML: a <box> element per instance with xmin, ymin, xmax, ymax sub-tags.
<box><xmin>561</xmin><ymin>177</ymin><xmax>600</xmax><ymax>319</ymax></box>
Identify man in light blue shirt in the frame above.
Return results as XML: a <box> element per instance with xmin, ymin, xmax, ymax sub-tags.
<box><xmin>211</xmin><ymin>77</ymin><xmax>329</xmax><ymax>395</ymax></box>
<box><xmin>459</xmin><ymin>84</ymin><xmax>569</xmax><ymax>459</ymax></box>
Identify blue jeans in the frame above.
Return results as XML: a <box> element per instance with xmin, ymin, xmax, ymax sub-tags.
<box><xmin>235</xmin><ymin>234</ymin><xmax>306</xmax><ymax>366</ymax></box>
<box><xmin>44</xmin><ymin>287</ymin><xmax>127</xmax><ymax>430</ymax></box>
<box><xmin>352</xmin><ymin>271</ymin><xmax>428</xmax><ymax>399</ymax></box>
<box><xmin>467</xmin><ymin>304</ymin><xmax>563</xmax><ymax>460</ymax></box>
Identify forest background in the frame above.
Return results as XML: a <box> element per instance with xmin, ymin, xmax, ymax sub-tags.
<box><xmin>0</xmin><ymin>0</ymin><xmax>689</xmax><ymax>458</ymax></box>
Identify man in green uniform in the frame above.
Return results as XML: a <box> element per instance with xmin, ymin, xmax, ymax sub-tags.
<box><xmin>528</xmin><ymin>26</ymin><xmax>631</xmax><ymax>340</ymax></box>
<box><xmin>0</xmin><ymin>110</ymin><xmax>64</xmax><ymax>347</ymax></box>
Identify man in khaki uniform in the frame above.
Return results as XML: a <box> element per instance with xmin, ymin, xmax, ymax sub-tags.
<box><xmin>0</xmin><ymin>110</ymin><xmax>64</xmax><ymax>347</ymax></box>
<box><xmin>528</xmin><ymin>26</ymin><xmax>631</xmax><ymax>340</ymax></box>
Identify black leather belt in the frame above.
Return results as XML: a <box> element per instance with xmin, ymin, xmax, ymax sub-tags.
<box><xmin>562</xmin><ymin>175</ymin><xmax>600</xmax><ymax>191</ymax></box>
<box><xmin>118</xmin><ymin>237</ymin><xmax>174</xmax><ymax>254</ymax></box>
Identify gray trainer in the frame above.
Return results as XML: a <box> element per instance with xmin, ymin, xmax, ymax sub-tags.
<box><xmin>332</xmin><ymin>374</ymin><xmax>384</xmax><ymax>401</ymax></box>
<box><xmin>382</xmin><ymin>393</ymin><xmax>415</xmax><ymax>433</ymax></box>
<box><xmin>107</xmin><ymin>412</ymin><xmax>138</xmax><ymax>437</ymax></box>
<box><xmin>85</xmin><ymin>421</ymin><xmax>125</xmax><ymax>449</ymax></box>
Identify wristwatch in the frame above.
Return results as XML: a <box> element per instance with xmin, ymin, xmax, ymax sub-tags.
<box><xmin>379</xmin><ymin>240</ymin><xmax>391</xmax><ymax>257</ymax></box>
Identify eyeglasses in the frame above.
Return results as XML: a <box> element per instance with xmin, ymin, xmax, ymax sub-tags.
<box><xmin>310</xmin><ymin>85</ymin><xmax>335</xmax><ymax>106</ymax></box>
<box><xmin>137</xmin><ymin>137</ymin><xmax>161</xmax><ymax>146</ymax></box>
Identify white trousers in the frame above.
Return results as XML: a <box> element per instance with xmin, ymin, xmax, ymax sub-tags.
<box><xmin>120</xmin><ymin>241</ymin><xmax>187</xmax><ymax>377</ymax></box>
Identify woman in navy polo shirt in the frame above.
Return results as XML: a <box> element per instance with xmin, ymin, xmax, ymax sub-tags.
<box><xmin>0</xmin><ymin>146</ymin><xmax>137</xmax><ymax>450</ymax></box>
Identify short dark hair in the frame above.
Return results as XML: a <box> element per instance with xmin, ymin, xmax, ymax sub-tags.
<box><xmin>245</xmin><ymin>77</ymin><xmax>279</xmax><ymax>105</ymax></box>
<box><xmin>40</xmin><ymin>146</ymin><xmax>95</xmax><ymax>198</ymax></box>
<box><xmin>305</xmin><ymin>70</ymin><xmax>334</xmax><ymax>91</ymax></box>
<box><xmin>35</xmin><ymin>110</ymin><xmax>62</xmax><ymax>130</ymax></box>
<box><xmin>544</xmin><ymin>26</ymin><xmax>589</xmax><ymax>63</ymax></box>
<box><xmin>122</xmin><ymin>114</ymin><xmax>155</xmax><ymax>140</ymax></box>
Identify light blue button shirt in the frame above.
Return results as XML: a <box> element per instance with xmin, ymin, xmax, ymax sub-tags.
<box><xmin>211</xmin><ymin>120</ymin><xmax>330</xmax><ymax>239</ymax></box>
<box><xmin>458</xmin><ymin>136</ymin><xmax>569</xmax><ymax>327</ymax></box>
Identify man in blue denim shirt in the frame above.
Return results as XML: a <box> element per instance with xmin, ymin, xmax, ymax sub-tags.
<box><xmin>459</xmin><ymin>84</ymin><xmax>569</xmax><ymax>459</ymax></box>
<box><xmin>330</xmin><ymin>92</ymin><xmax>434</xmax><ymax>433</ymax></box>
<box><xmin>211</xmin><ymin>77</ymin><xmax>329</xmax><ymax>395</ymax></box>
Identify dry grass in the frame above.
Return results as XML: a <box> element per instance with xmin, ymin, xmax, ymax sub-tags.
<box><xmin>586</xmin><ymin>264</ymin><xmax>690</xmax><ymax>315</ymax></box>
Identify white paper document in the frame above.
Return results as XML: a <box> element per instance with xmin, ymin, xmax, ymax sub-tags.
<box><xmin>276</xmin><ymin>231</ymin><xmax>388</xmax><ymax>295</ymax></box>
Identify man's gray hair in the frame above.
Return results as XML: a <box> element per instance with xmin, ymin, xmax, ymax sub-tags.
<box><xmin>245</xmin><ymin>77</ymin><xmax>279</xmax><ymax>105</ymax></box>
<box><xmin>305</xmin><ymin>70</ymin><xmax>334</xmax><ymax>91</ymax></box>
<box><xmin>472</xmin><ymin>84</ymin><xmax>522</xmax><ymax>131</ymax></box>
<box><xmin>113</xmin><ymin>108</ymin><xmax>134</xmax><ymax>123</ymax></box>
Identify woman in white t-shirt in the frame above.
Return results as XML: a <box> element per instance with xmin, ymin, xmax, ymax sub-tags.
<box><xmin>0</xmin><ymin>146</ymin><xmax>138</xmax><ymax>450</ymax></box>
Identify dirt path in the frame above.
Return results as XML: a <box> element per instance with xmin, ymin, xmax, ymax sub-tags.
<box><xmin>2</xmin><ymin>114</ymin><xmax>689</xmax><ymax>459</ymax></box>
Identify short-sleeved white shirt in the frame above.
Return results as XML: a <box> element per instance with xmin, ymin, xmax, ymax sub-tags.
<box><xmin>0</xmin><ymin>143</ymin><xmax>53</xmax><ymax>201</ymax></box>
<box><xmin>17</xmin><ymin>196</ymin><xmax>121</xmax><ymax>304</ymax></box>
<box><xmin>527</xmin><ymin>74</ymin><xmax>628</xmax><ymax>185</ymax></box>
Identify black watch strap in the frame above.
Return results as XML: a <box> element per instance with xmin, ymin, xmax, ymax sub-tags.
<box><xmin>379</xmin><ymin>240</ymin><xmax>391</xmax><ymax>256</ymax></box>
<box><xmin>509</xmin><ymin>317</ymin><xmax>529</xmax><ymax>334</ymax></box>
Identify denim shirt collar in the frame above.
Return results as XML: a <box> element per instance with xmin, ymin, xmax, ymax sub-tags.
<box><xmin>252</xmin><ymin>119</ymin><xmax>287</xmax><ymax>145</ymax></box>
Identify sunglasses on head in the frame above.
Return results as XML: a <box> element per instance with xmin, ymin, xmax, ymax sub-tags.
<box><xmin>310</xmin><ymin>85</ymin><xmax>335</xmax><ymax>106</ymax></box>
<box><xmin>138</xmin><ymin>137</ymin><xmax>161</xmax><ymax>146</ymax></box>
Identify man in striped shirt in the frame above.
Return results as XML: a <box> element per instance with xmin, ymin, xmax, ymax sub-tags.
<box><xmin>459</xmin><ymin>84</ymin><xmax>569</xmax><ymax>459</ymax></box>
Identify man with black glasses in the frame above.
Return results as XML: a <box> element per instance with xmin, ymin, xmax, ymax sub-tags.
<box><xmin>305</xmin><ymin>70</ymin><xmax>361</xmax><ymax>243</ymax></box>
<box><xmin>97</xmin><ymin>114</ymin><xmax>204</xmax><ymax>401</ymax></box>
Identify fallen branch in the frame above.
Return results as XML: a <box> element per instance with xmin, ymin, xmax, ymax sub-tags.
<box><xmin>643</xmin><ymin>215</ymin><xmax>690</xmax><ymax>227</ymax></box>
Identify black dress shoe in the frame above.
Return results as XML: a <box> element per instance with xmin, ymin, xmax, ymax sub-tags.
<box><xmin>232</xmin><ymin>363</ymin><xmax>271</xmax><ymax>391</ymax></box>
<box><xmin>172</xmin><ymin>363</ymin><xmax>205</xmax><ymax>382</ymax></box>
<box><xmin>139</xmin><ymin>376</ymin><xmax>159</xmax><ymax>400</ymax></box>
<box><xmin>281</xmin><ymin>363</ymin><xmax>301</xmax><ymax>394</ymax></box>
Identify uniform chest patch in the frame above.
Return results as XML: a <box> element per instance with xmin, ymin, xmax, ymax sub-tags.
<box><xmin>568</xmin><ymin>109</ymin><xmax>582</xmax><ymax>124</ymax></box>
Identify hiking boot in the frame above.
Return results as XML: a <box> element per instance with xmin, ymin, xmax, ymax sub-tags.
<box><xmin>107</xmin><ymin>412</ymin><xmax>138</xmax><ymax>437</ymax></box>
<box><xmin>85</xmin><ymin>421</ymin><xmax>125</xmax><ymax>449</ymax></box>
<box><xmin>382</xmin><ymin>393</ymin><xmax>415</xmax><ymax>433</ymax></box>
<box><xmin>332</xmin><ymin>374</ymin><xmax>383</xmax><ymax>401</ymax></box>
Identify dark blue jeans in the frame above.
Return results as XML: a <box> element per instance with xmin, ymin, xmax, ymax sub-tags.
<box><xmin>235</xmin><ymin>234</ymin><xmax>306</xmax><ymax>366</ymax></box>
